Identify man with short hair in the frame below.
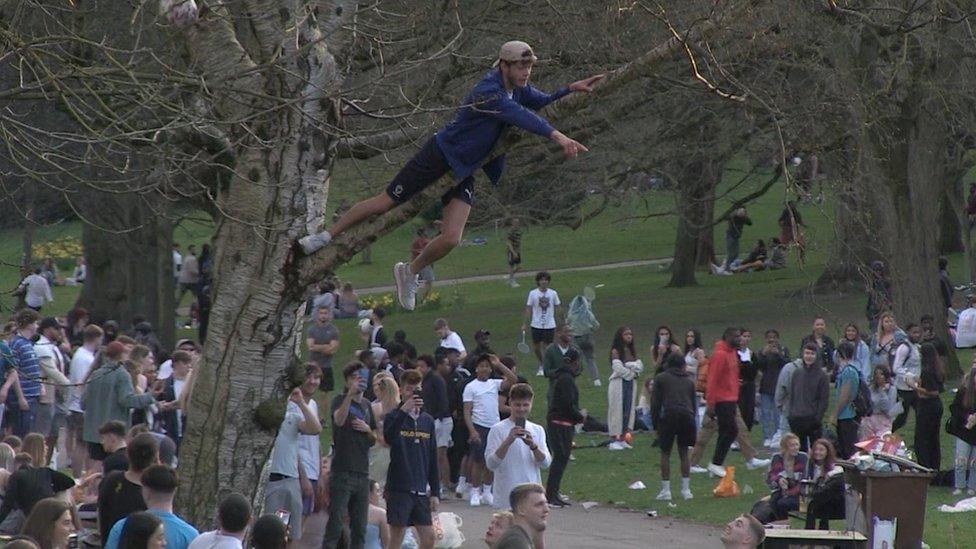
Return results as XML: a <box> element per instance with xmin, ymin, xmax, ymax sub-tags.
<box><xmin>788</xmin><ymin>342</ymin><xmax>830</xmax><ymax>452</ymax></box>
<box><xmin>322</xmin><ymin>362</ymin><xmax>377</xmax><ymax>548</ymax></box>
<box><xmin>417</xmin><ymin>354</ymin><xmax>451</xmax><ymax>496</ymax></box>
<box><xmin>367</xmin><ymin>308</ymin><xmax>388</xmax><ymax>349</ymax></box>
<box><xmin>264</xmin><ymin>373</ymin><xmax>322</xmax><ymax>542</ymax></box>
<box><xmin>296</xmin><ymin>365</ymin><xmax>322</xmax><ymax>536</ymax></box>
<box><xmin>188</xmin><ymin>492</ymin><xmax>251</xmax><ymax>549</ymax></box>
<box><xmin>704</xmin><ymin>328</ymin><xmax>743</xmax><ymax>478</ymax></box>
<box><xmin>541</xmin><ymin>325</ymin><xmax>577</xmax><ymax>397</ymax></box>
<box><xmin>954</xmin><ymin>294</ymin><xmax>976</xmax><ymax>348</ymax></box>
<box><xmin>7</xmin><ymin>309</ymin><xmax>43</xmax><ymax>437</ymax></box>
<box><xmin>720</xmin><ymin>514</ymin><xmax>765</xmax><ymax>549</ymax></box>
<box><xmin>485</xmin><ymin>384</ymin><xmax>551</xmax><ymax>510</ymax></box>
<box><xmin>16</xmin><ymin>268</ymin><xmax>53</xmax><ymax>311</ymax></box>
<box><xmin>892</xmin><ymin>323</ymin><xmax>923</xmax><ymax>432</ymax></box>
<box><xmin>463</xmin><ymin>354</ymin><xmax>517</xmax><ymax>506</ymax></box>
<box><xmin>523</xmin><ymin>272</ymin><xmax>561</xmax><ymax>377</ymax></box>
<box><xmin>69</xmin><ymin>324</ymin><xmax>102</xmax><ymax>476</ymax></box>
<box><xmin>33</xmin><ymin>317</ymin><xmax>71</xmax><ymax>458</ymax></box>
<box><xmin>98</xmin><ymin>433</ymin><xmax>159</xmax><ymax>544</ymax></box>
<box><xmin>545</xmin><ymin>348</ymin><xmax>584</xmax><ymax>507</ymax></box>
<box><xmin>157</xmin><ymin>339</ymin><xmax>198</xmax><ymax>380</ymax></box>
<box><xmin>306</xmin><ymin>306</ymin><xmax>339</xmax><ymax>412</ymax></box>
<box><xmin>105</xmin><ymin>464</ymin><xmax>199</xmax><ymax>549</ymax></box>
<box><xmin>156</xmin><ymin>351</ymin><xmax>194</xmax><ymax>449</ymax></box>
<box><xmin>434</xmin><ymin>318</ymin><xmax>466</xmax><ymax>362</ymax></box>
<box><xmin>298</xmin><ymin>41</ymin><xmax>602</xmax><ymax>314</ymax></box>
<box><xmin>99</xmin><ymin>420</ymin><xmax>130</xmax><ymax>474</ymax></box>
<box><xmin>385</xmin><ymin>369</ymin><xmax>440</xmax><ymax>549</ymax></box>
<box><xmin>495</xmin><ymin>483</ymin><xmax>549</xmax><ymax>549</ymax></box>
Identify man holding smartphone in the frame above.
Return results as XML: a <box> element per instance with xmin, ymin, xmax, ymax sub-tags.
<box><xmin>323</xmin><ymin>362</ymin><xmax>377</xmax><ymax>548</ymax></box>
<box><xmin>485</xmin><ymin>383</ymin><xmax>551</xmax><ymax>510</ymax></box>
<box><xmin>385</xmin><ymin>369</ymin><xmax>440</xmax><ymax>549</ymax></box>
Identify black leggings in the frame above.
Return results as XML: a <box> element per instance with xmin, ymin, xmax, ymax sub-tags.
<box><xmin>788</xmin><ymin>416</ymin><xmax>823</xmax><ymax>453</ymax></box>
<box><xmin>712</xmin><ymin>402</ymin><xmax>739</xmax><ymax>466</ymax></box>
<box><xmin>915</xmin><ymin>397</ymin><xmax>943</xmax><ymax>469</ymax></box>
<box><xmin>546</xmin><ymin>422</ymin><xmax>575</xmax><ymax>500</ymax></box>
<box><xmin>892</xmin><ymin>389</ymin><xmax>917</xmax><ymax>433</ymax></box>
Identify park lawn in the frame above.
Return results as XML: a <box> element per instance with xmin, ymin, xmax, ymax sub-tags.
<box><xmin>318</xmin><ymin>259</ymin><xmax>976</xmax><ymax>548</ymax></box>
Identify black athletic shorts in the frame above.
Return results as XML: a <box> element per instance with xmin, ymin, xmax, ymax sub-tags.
<box><xmin>507</xmin><ymin>250</ymin><xmax>522</xmax><ymax>266</ymax></box>
<box><xmin>318</xmin><ymin>365</ymin><xmax>335</xmax><ymax>392</ymax></box>
<box><xmin>385</xmin><ymin>137</ymin><xmax>475</xmax><ymax>206</ymax></box>
<box><xmin>531</xmin><ymin>327</ymin><xmax>555</xmax><ymax>345</ymax></box>
<box><xmin>467</xmin><ymin>424</ymin><xmax>491</xmax><ymax>463</ymax></box>
<box><xmin>385</xmin><ymin>491</ymin><xmax>432</xmax><ymax>527</ymax></box>
<box><xmin>658</xmin><ymin>409</ymin><xmax>697</xmax><ymax>453</ymax></box>
<box><xmin>88</xmin><ymin>441</ymin><xmax>108</xmax><ymax>461</ymax></box>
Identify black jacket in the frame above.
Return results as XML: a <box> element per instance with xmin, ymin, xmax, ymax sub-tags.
<box><xmin>384</xmin><ymin>409</ymin><xmax>440</xmax><ymax>496</ymax></box>
<box><xmin>948</xmin><ymin>387</ymin><xmax>976</xmax><ymax>446</ymax></box>
<box><xmin>0</xmin><ymin>466</ymin><xmax>75</xmax><ymax>523</ymax></box>
<box><xmin>422</xmin><ymin>370</ymin><xmax>450</xmax><ymax>420</ymax></box>
<box><xmin>650</xmin><ymin>367</ymin><xmax>696</xmax><ymax>428</ymax></box>
<box><xmin>547</xmin><ymin>367</ymin><xmax>583</xmax><ymax>424</ymax></box>
<box><xmin>757</xmin><ymin>346</ymin><xmax>791</xmax><ymax>396</ymax></box>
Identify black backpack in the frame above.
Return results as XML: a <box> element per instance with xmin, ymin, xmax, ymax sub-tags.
<box><xmin>848</xmin><ymin>366</ymin><xmax>873</xmax><ymax>418</ymax></box>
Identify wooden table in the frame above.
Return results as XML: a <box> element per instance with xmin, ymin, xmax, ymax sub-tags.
<box><xmin>761</xmin><ymin>529</ymin><xmax>868</xmax><ymax>548</ymax></box>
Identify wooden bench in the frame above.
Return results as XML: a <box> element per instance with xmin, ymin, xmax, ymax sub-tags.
<box><xmin>761</xmin><ymin>529</ymin><xmax>868</xmax><ymax>548</ymax></box>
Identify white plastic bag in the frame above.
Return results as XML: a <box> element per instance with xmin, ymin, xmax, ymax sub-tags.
<box><xmin>872</xmin><ymin>517</ymin><xmax>896</xmax><ymax>549</ymax></box>
<box><xmin>433</xmin><ymin>512</ymin><xmax>464</xmax><ymax>548</ymax></box>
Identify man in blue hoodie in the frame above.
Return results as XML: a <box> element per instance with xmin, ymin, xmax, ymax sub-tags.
<box><xmin>299</xmin><ymin>41</ymin><xmax>603</xmax><ymax>311</ymax></box>
<box><xmin>385</xmin><ymin>369</ymin><xmax>440</xmax><ymax>549</ymax></box>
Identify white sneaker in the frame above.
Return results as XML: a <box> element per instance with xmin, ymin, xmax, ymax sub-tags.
<box><xmin>710</xmin><ymin>263</ymin><xmax>721</xmax><ymax>275</ymax></box>
<box><xmin>608</xmin><ymin>441</ymin><xmax>624</xmax><ymax>451</ymax></box>
<box><xmin>730</xmin><ymin>441</ymin><xmax>740</xmax><ymax>451</ymax></box>
<box><xmin>746</xmin><ymin>457</ymin><xmax>771</xmax><ymax>470</ymax></box>
<box><xmin>509</xmin><ymin>279</ymin><xmax>521</xmax><ymax>288</ymax></box>
<box><xmin>393</xmin><ymin>262</ymin><xmax>419</xmax><ymax>311</ymax></box>
<box><xmin>969</xmin><ymin>489</ymin><xmax>976</xmax><ymax>496</ymax></box>
<box><xmin>455</xmin><ymin>479</ymin><xmax>469</xmax><ymax>498</ymax></box>
<box><xmin>953</xmin><ymin>488</ymin><xmax>964</xmax><ymax>496</ymax></box>
<box><xmin>655</xmin><ymin>487</ymin><xmax>672</xmax><ymax>501</ymax></box>
<box><xmin>681</xmin><ymin>488</ymin><xmax>694</xmax><ymax>500</ymax></box>
<box><xmin>707</xmin><ymin>463</ymin><xmax>727</xmax><ymax>478</ymax></box>
<box><xmin>535</xmin><ymin>366</ymin><xmax>545</xmax><ymax>377</ymax></box>
<box><xmin>762</xmin><ymin>438</ymin><xmax>772</xmax><ymax>449</ymax></box>
<box><xmin>481</xmin><ymin>487</ymin><xmax>494</xmax><ymax>506</ymax></box>
<box><xmin>593</xmin><ymin>379</ymin><xmax>602</xmax><ymax>387</ymax></box>
<box><xmin>621</xmin><ymin>441</ymin><xmax>633</xmax><ymax>449</ymax></box>
<box><xmin>469</xmin><ymin>490</ymin><xmax>482</xmax><ymax>507</ymax></box>
<box><xmin>298</xmin><ymin>231</ymin><xmax>332</xmax><ymax>254</ymax></box>
<box><xmin>689</xmin><ymin>465</ymin><xmax>708</xmax><ymax>474</ymax></box>
<box><xmin>720</xmin><ymin>270</ymin><xmax>733</xmax><ymax>276</ymax></box>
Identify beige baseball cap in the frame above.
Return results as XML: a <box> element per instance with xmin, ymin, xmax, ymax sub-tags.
<box><xmin>493</xmin><ymin>40</ymin><xmax>538</xmax><ymax>67</ymax></box>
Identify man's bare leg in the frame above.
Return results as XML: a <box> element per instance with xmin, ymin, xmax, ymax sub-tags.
<box><xmin>409</xmin><ymin>199</ymin><xmax>471</xmax><ymax>275</ymax></box>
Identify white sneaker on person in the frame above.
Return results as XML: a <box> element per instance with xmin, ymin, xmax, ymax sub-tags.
<box><xmin>593</xmin><ymin>379</ymin><xmax>602</xmax><ymax>387</ymax></box>
<box><xmin>298</xmin><ymin>231</ymin><xmax>332</xmax><ymax>255</ymax></box>
<box><xmin>710</xmin><ymin>263</ymin><xmax>722</xmax><ymax>275</ymax></box>
<box><xmin>762</xmin><ymin>438</ymin><xmax>772</xmax><ymax>448</ymax></box>
<box><xmin>707</xmin><ymin>463</ymin><xmax>727</xmax><ymax>478</ymax></box>
<box><xmin>509</xmin><ymin>279</ymin><xmax>521</xmax><ymax>288</ymax></box>
<box><xmin>681</xmin><ymin>488</ymin><xmax>694</xmax><ymax>500</ymax></box>
<box><xmin>455</xmin><ymin>478</ymin><xmax>469</xmax><ymax>498</ymax></box>
<box><xmin>690</xmin><ymin>465</ymin><xmax>708</xmax><ymax>474</ymax></box>
<box><xmin>746</xmin><ymin>457</ymin><xmax>771</xmax><ymax>470</ymax></box>
<box><xmin>569</xmin><ymin>454</ymin><xmax>576</xmax><ymax>461</ymax></box>
<box><xmin>608</xmin><ymin>441</ymin><xmax>624</xmax><ymax>451</ymax></box>
<box><xmin>621</xmin><ymin>441</ymin><xmax>633</xmax><ymax>449</ymax></box>
<box><xmin>469</xmin><ymin>490</ymin><xmax>482</xmax><ymax>507</ymax></box>
<box><xmin>969</xmin><ymin>489</ymin><xmax>976</xmax><ymax>496</ymax></box>
<box><xmin>720</xmin><ymin>270</ymin><xmax>733</xmax><ymax>276</ymax></box>
<box><xmin>953</xmin><ymin>488</ymin><xmax>964</xmax><ymax>496</ymax></box>
<box><xmin>393</xmin><ymin>262</ymin><xmax>419</xmax><ymax>310</ymax></box>
<box><xmin>535</xmin><ymin>365</ymin><xmax>545</xmax><ymax>377</ymax></box>
<box><xmin>655</xmin><ymin>487</ymin><xmax>672</xmax><ymax>501</ymax></box>
<box><xmin>730</xmin><ymin>441</ymin><xmax>740</xmax><ymax>451</ymax></box>
<box><xmin>481</xmin><ymin>487</ymin><xmax>494</xmax><ymax>506</ymax></box>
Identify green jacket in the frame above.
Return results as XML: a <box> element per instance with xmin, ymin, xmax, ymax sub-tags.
<box><xmin>81</xmin><ymin>361</ymin><xmax>156</xmax><ymax>443</ymax></box>
<box><xmin>543</xmin><ymin>343</ymin><xmax>577</xmax><ymax>379</ymax></box>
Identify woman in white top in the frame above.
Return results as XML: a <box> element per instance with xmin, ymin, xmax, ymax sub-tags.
<box><xmin>684</xmin><ymin>329</ymin><xmax>707</xmax><ymax>427</ymax></box>
<box><xmin>607</xmin><ymin>327</ymin><xmax>643</xmax><ymax>450</ymax></box>
<box><xmin>369</xmin><ymin>373</ymin><xmax>400</xmax><ymax>488</ymax></box>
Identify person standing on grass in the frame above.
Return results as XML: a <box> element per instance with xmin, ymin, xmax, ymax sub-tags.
<box><xmin>651</xmin><ymin>354</ymin><xmax>697</xmax><ymax>501</ymax></box>
<box><xmin>607</xmin><ymin>327</ymin><xmax>642</xmax><ymax>451</ymax></box>
<box><xmin>104</xmin><ymin>465</ymin><xmax>199</xmax><ymax>549</ymax></box>
<box><xmin>836</xmin><ymin>324</ymin><xmax>871</xmax><ymax>381</ymax></box>
<box><xmin>306</xmin><ymin>306</ymin><xmax>340</xmax><ymax>415</ymax></box>
<box><xmin>416</xmin><ymin>355</ymin><xmax>451</xmax><ymax>498</ymax></box>
<box><xmin>506</xmin><ymin>218</ymin><xmax>523</xmax><ymax>288</ymax></box>
<box><xmin>914</xmin><ymin>343</ymin><xmax>945</xmax><ymax>470</ymax></box>
<box><xmin>723</xmin><ymin>207</ymin><xmax>752</xmax><ymax>271</ymax></box>
<box><xmin>828</xmin><ymin>342</ymin><xmax>860</xmax><ymax>459</ymax></box>
<box><xmin>756</xmin><ymin>329</ymin><xmax>789</xmax><ymax>449</ymax></box>
<box><xmin>485</xmin><ymin>383</ymin><xmax>551</xmax><ymax>510</ymax></box>
<box><xmin>948</xmin><ymin>357</ymin><xmax>976</xmax><ymax>496</ymax></box>
<box><xmin>523</xmin><ymin>272</ymin><xmax>561</xmax><ymax>377</ymax></box>
<box><xmin>463</xmin><ymin>355</ymin><xmax>518</xmax><ymax>507</ymax></box>
<box><xmin>384</xmin><ymin>370</ymin><xmax>440</xmax><ymax>549</ymax></box>
<box><xmin>296</xmin><ymin>366</ymin><xmax>322</xmax><ymax>538</ymax></box>
<box><xmin>7</xmin><ymin>309</ymin><xmax>42</xmax><ymax>437</ymax></box>
<box><xmin>891</xmin><ymin>323</ymin><xmax>923</xmax><ymax>433</ymax></box>
<box><xmin>567</xmin><ymin>293</ymin><xmax>601</xmax><ymax>387</ymax></box>
<box><xmin>800</xmin><ymin>316</ymin><xmax>836</xmax><ymax>376</ymax></box>
<box><xmin>298</xmin><ymin>41</ymin><xmax>604</xmax><ymax>312</ymax></box>
<box><xmin>541</xmin><ymin>325</ymin><xmax>578</xmax><ymax>408</ymax></box>
<box><xmin>435</xmin><ymin>318</ymin><xmax>466</xmax><ymax>363</ymax></box>
<box><xmin>16</xmin><ymin>268</ymin><xmax>53</xmax><ymax>312</ymax></box>
<box><xmin>323</xmin><ymin>362</ymin><xmax>376</xmax><ymax>549</ymax></box>
<box><xmin>703</xmin><ymin>328</ymin><xmax>743</xmax><ymax>478</ymax></box>
<box><xmin>787</xmin><ymin>342</ymin><xmax>830</xmax><ymax>452</ymax></box>
<box><xmin>545</xmin><ymin>348</ymin><xmax>584</xmax><ymax>507</ymax></box>
<box><xmin>737</xmin><ymin>328</ymin><xmax>758</xmax><ymax>432</ymax></box>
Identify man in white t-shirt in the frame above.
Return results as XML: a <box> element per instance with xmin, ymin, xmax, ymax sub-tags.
<box><xmin>485</xmin><ymin>383</ymin><xmax>551</xmax><ymax>509</ymax></box>
<box><xmin>158</xmin><ymin>339</ymin><xmax>199</xmax><ymax>380</ymax></box>
<box><xmin>434</xmin><ymin>318</ymin><xmax>466</xmax><ymax>361</ymax></box>
<box><xmin>955</xmin><ymin>294</ymin><xmax>976</xmax><ymax>348</ymax></box>
<box><xmin>172</xmin><ymin>244</ymin><xmax>183</xmax><ymax>286</ymax></box>
<box><xmin>188</xmin><ymin>492</ymin><xmax>251</xmax><ymax>549</ymax></box>
<box><xmin>521</xmin><ymin>271</ymin><xmax>561</xmax><ymax>376</ymax></box>
<box><xmin>264</xmin><ymin>381</ymin><xmax>322</xmax><ymax>540</ymax></box>
<box><xmin>462</xmin><ymin>354</ymin><xmax>517</xmax><ymax>507</ymax></box>
<box><xmin>296</xmin><ymin>365</ymin><xmax>322</xmax><ymax>536</ymax></box>
<box><xmin>68</xmin><ymin>324</ymin><xmax>103</xmax><ymax>476</ymax></box>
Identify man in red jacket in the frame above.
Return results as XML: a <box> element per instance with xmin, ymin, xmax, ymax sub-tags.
<box><xmin>705</xmin><ymin>328</ymin><xmax>742</xmax><ymax>477</ymax></box>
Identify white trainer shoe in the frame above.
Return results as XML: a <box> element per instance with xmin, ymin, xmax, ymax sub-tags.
<box><xmin>681</xmin><ymin>488</ymin><xmax>694</xmax><ymax>500</ymax></box>
<box><xmin>469</xmin><ymin>490</ymin><xmax>482</xmax><ymax>507</ymax></box>
<box><xmin>393</xmin><ymin>262</ymin><xmax>419</xmax><ymax>310</ymax></box>
<box><xmin>655</xmin><ymin>487</ymin><xmax>672</xmax><ymax>501</ymax></box>
<box><xmin>707</xmin><ymin>463</ymin><xmax>727</xmax><ymax>478</ymax></box>
<box><xmin>746</xmin><ymin>457</ymin><xmax>771</xmax><ymax>470</ymax></box>
<box><xmin>689</xmin><ymin>465</ymin><xmax>708</xmax><ymax>474</ymax></box>
<box><xmin>593</xmin><ymin>379</ymin><xmax>602</xmax><ymax>387</ymax></box>
<box><xmin>298</xmin><ymin>231</ymin><xmax>332</xmax><ymax>255</ymax></box>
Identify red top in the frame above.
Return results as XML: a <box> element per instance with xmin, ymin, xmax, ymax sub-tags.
<box><xmin>706</xmin><ymin>339</ymin><xmax>741</xmax><ymax>407</ymax></box>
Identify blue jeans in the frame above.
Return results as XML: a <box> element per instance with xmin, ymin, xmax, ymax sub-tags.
<box><xmin>724</xmin><ymin>233</ymin><xmax>741</xmax><ymax>270</ymax></box>
<box><xmin>759</xmin><ymin>394</ymin><xmax>779</xmax><ymax>442</ymax></box>
<box><xmin>955</xmin><ymin>438</ymin><xmax>976</xmax><ymax>491</ymax></box>
<box><xmin>7</xmin><ymin>398</ymin><xmax>38</xmax><ymax>438</ymax></box>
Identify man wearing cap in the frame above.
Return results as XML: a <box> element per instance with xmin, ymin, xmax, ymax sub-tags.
<box><xmin>299</xmin><ymin>41</ymin><xmax>604</xmax><ymax>312</ymax></box>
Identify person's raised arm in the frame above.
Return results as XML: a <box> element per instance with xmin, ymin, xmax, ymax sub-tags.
<box><xmin>491</xmin><ymin>355</ymin><xmax>517</xmax><ymax>391</ymax></box>
<box><xmin>291</xmin><ymin>389</ymin><xmax>321</xmax><ymax>435</ymax></box>
<box><xmin>332</xmin><ymin>377</ymin><xmax>357</xmax><ymax>427</ymax></box>
<box><xmin>116</xmin><ymin>369</ymin><xmax>157</xmax><ymax>410</ymax></box>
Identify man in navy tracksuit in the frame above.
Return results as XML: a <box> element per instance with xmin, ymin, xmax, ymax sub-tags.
<box><xmin>384</xmin><ymin>369</ymin><xmax>441</xmax><ymax>549</ymax></box>
<box><xmin>299</xmin><ymin>40</ymin><xmax>604</xmax><ymax>311</ymax></box>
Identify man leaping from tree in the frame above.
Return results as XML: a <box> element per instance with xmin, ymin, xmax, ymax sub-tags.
<box><xmin>299</xmin><ymin>40</ymin><xmax>604</xmax><ymax>310</ymax></box>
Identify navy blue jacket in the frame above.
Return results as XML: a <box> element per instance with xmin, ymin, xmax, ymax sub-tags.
<box><xmin>384</xmin><ymin>408</ymin><xmax>440</xmax><ymax>496</ymax></box>
<box><xmin>435</xmin><ymin>70</ymin><xmax>570</xmax><ymax>183</ymax></box>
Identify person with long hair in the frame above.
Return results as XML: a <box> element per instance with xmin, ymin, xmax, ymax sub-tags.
<box><xmin>0</xmin><ymin>435</ymin><xmax>76</xmax><ymax>532</ymax></box>
<box><xmin>870</xmin><ymin>312</ymin><xmax>905</xmax><ymax>369</ymax></box>
<box><xmin>369</xmin><ymin>372</ymin><xmax>400</xmax><ymax>488</ymax></box>
<box><xmin>948</xmin><ymin>355</ymin><xmax>976</xmax><ymax>496</ymax></box>
<box><xmin>762</xmin><ymin>433</ymin><xmax>808</xmax><ymax>523</ymax></box>
<box><xmin>364</xmin><ymin>480</ymin><xmax>389</xmax><ymax>549</ymax></box>
<box><xmin>914</xmin><ymin>343</ymin><xmax>945</xmax><ymax>469</ymax></box>
<box><xmin>118</xmin><ymin>511</ymin><xmax>165</xmax><ymax>549</ymax></box>
<box><xmin>607</xmin><ymin>327</ymin><xmax>642</xmax><ymax>450</ymax></box>
<box><xmin>804</xmin><ymin>438</ymin><xmax>845</xmax><ymax>530</ymax></box>
<box><xmin>19</xmin><ymin>498</ymin><xmax>73</xmax><ymax>549</ymax></box>
<box><xmin>859</xmin><ymin>366</ymin><xmax>899</xmax><ymax>439</ymax></box>
<box><xmin>836</xmin><ymin>324</ymin><xmax>871</xmax><ymax>380</ymax></box>
<box><xmin>651</xmin><ymin>326</ymin><xmax>681</xmax><ymax>376</ymax></box>
<box><xmin>778</xmin><ymin>201</ymin><xmax>805</xmax><ymax>250</ymax></box>
<box><xmin>737</xmin><ymin>328</ymin><xmax>758</xmax><ymax>432</ymax></box>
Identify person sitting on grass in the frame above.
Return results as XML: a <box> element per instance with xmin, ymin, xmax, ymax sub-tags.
<box><xmin>721</xmin><ymin>514</ymin><xmax>765</xmax><ymax>548</ymax></box>
<box><xmin>721</xmin><ymin>238</ymin><xmax>788</xmax><ymax>275</ymax></box>
<box><xmin>804</xmin><ymin>438</ymin><xmax>845</xmax><ymax>531</ymax></box>
<box><xmin>760</xmin><ymin>433</ymin><xmax>808</xmax><ymax>523</ymax></box>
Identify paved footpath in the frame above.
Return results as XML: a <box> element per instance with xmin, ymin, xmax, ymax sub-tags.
<box><xmin>298</xmin><ymin>496</ymin><xmax>722</xmax><ymax>548</ymax></box>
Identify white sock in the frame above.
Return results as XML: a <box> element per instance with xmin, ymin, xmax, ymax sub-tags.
<box><xmin>681</xmin><ymin>477</ymin><xmax>691</xmax><ymax>491</ymax></box>
<box><xmin>660</xmin><ymin>480</ymin><xmax>671</xmax><ymax>491</ymax></box>
<box><xmin>483</xmin><ymin>484</ymin><xmax>492</xmax><ymax>495</ymax></box>
<box><xmin>458</xmin><ymin>476</ymin><xmax>467</xmax><ymax>486</ymax></box>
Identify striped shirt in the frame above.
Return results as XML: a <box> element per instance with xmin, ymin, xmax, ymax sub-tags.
<box><xmin>10</xmin><ymin>335</ymin><xmax>41</xmax><ymax>398</ymax></box>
